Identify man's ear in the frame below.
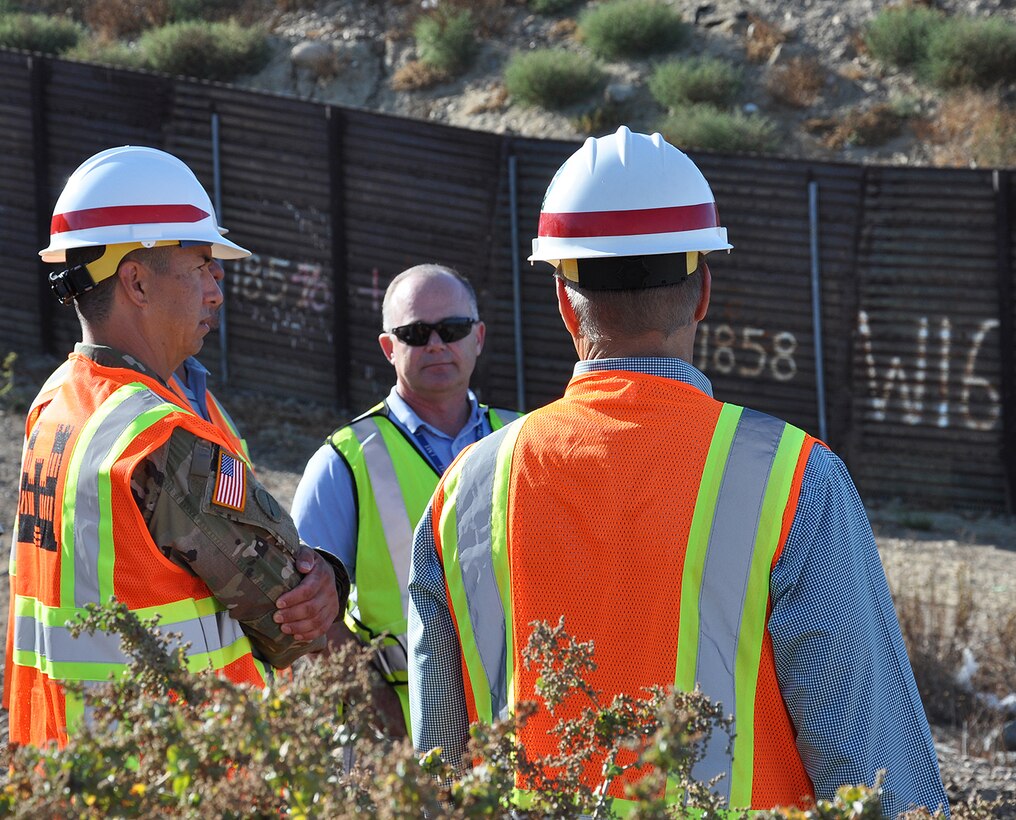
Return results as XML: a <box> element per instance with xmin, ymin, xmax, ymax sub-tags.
<box><xmin>473</xmin><ymin>320</ymin><xmax>486</xmax><ymax>355</ymax></box>
<box><xmin>556</xmin><ymin>276</ymin><xmax>580</xmax><ymax>336</ymax></box>
<box><xmin>117</xmin><ymin>259</ymin><xmax>149</xmax><ymax>308</ymax></box>
<box><xmin>378</xmin><ymin>331</ymin><xmax>395</xmax><ymax>363</ymax></box>
<box><xmin>694</xmin><ymin>262</ymin><xmax>711</xmax><ymax>323</ymax></box>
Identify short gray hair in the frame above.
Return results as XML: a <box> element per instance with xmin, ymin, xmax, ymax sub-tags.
<box><xmin>561</xmin><ymin>270</ymin><xmax>704</xmax><ymax>345</ymax></box>
<box><xmin>381</xmin><ymin>263</ymin><xmax>478</xmax><ymax>329</ymax></box>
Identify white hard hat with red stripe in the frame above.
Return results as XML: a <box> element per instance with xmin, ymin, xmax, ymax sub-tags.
<box><xmin>530</xmin><ymin>126</ymin><xmax>730</xmax><ymax>288</ymax></box>
<box><xmin>40</xmin><ymin>145</ymin><xmax>249</xmax><ymax>268</ymax></box>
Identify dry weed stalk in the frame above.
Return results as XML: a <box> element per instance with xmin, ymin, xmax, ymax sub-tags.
<box><xmin>927</xmin><ymin>91</ymin><xmax>1016</xmax><ymax>168</ymax></box>
<box><xmin>767</xmin><ymin>55</ymin><xmax>825</xmax><ymax>108</ymax></box>
<box><xmin>745</xmin><ymin>14</ymin><xmax>786</xmax><ymax>63</ymax></box>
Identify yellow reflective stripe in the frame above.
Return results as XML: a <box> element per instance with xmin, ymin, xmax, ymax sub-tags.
<box><xmin>64</xmin><ymin>689</ymin><xmax>85</xmax><ymax>736</ymax></box>
<box><xmin>12</xmin><ymin>649</ymin><xmax>127</xmax><ymax>681</ymax></box>
<box><xmin>729</xmin><ymin>423</ymin><xmax>806</xmax><ymax>808</ymax></box>
<box><xmin>59</xmin><ymin>384</ymin><xmax>145</xmax><ymax>609</ymax></box>
<box><xmin>490</xmin><ymin>420</ymin><xmax>523</xmax><ymax>710</ymax></box>
<box><xmin>437</xmin><ymin>465</ymin><xmax>493</xmax><ymax>724</ymax></box>
<box><xmin>675</xmin><ymin>404</ymin><xmax>742</xmax><ymax>692</ymax></box>
<box><xmin>96</xmin><ymin>403</ymin><xmax>178</xmax><ymax>602</ymax></box>
<box><xmin>134</xmin><ymin>594</ymin><xmax>225</xmax><ymax>622</ymax></box>
<box><xmin>60</xmin><ymin>383</ymin><xmax>179</xmax><ymax>608</ymax></box>
<box><xmin>183</xmin><ymin>633</ymin><xmax>256</xmax><ymax>673</ymax></box>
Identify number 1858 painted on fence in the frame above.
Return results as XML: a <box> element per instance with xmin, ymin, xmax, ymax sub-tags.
<box><xmin>695</xmin><ymin>323</ymin><xmax>799</xmax><ymax>382</ymax></box>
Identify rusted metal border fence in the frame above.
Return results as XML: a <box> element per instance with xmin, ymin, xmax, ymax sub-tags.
<box><xmin>0</xmin><ymin>50</ymin><xmax>1012</xmax><ymax>512</ymax></box>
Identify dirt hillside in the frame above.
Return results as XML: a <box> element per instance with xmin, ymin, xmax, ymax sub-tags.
<box><xmin>239</xmin><ymin>0</ymin><xmax>1015</xmax><ymax>168</ymax></box>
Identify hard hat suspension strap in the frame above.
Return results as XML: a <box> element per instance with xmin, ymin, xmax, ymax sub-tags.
<box><xmin>49</xmin><ymin>264</ymin><xmax>98</xmax><ymax>305</ymax></box>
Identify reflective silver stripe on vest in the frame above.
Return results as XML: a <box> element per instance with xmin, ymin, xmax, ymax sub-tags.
<box><xmin>452</xmin><ymin>428</ymin><xmax>511</xmax><ymax>720</ymax></box>
<box><xmin>351</xmin><ymin>418</ymin><xmax>414</xmax><ymax>616</ymax></box>
<box><xmin>13</xmin><ymin>608</ymin><xmax>248</xmax><ymax>674</ymax></box>
<box><xmin>71</xmin><ymin>388</ymin><xmax>172</xmax><ymax>607</ymax></box>
<box><xmin>692</xmin><ymin>408</ymin><xmax>787</xmax><ymax>798</ymax></box>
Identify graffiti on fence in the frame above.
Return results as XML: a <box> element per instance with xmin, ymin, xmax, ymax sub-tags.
<box><xmin>695</xmin><ymin>322</ymin><xmax>799</xmax><ymax>383</ymax></box>
<box><xmin>857</xmin><ymin>310</ymin><xmax>1000</xmax><ymax>431</ymax></box>
<box><xmin>229</xmin><ymin>253</ymin><xmax>333</xmax><ymax>347</ymax></box>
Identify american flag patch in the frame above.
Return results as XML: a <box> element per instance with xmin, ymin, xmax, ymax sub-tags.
<box><xmin>212</xmin><ymin>449</ymin><xmax>246</xmax><ymax>512</ymax></box>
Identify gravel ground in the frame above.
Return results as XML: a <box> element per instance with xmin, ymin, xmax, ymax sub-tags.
<box><xmin>1</xmin><ymin>355</ymin><xmax>1014</xmax><ymax>810</ymax></box>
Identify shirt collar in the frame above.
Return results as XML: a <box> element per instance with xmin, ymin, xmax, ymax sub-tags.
<box><xmin>74</xmin><ymin>342</ymin><xmax>165</xmax><ymax>384</ymax></box>
<box><xmin>385</xmin><ymin>386</ymin><xmax>483</xmax><ymax>438</ymax></box>
<box><xmin>573</xmin><ymin>357</ymin><xmax>713</xmax><ymax>398</ymax></box>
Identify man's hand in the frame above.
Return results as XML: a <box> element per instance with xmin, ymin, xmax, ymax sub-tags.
<box><xmin>274</xmin><ymin>546</ymin><xmax>340</xmax><ymax>642</ymax></box>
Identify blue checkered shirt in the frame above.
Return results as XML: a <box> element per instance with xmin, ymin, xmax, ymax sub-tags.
<box><xmin>407</xmin><ymin>358</ymin><xmax>948</xmax><ymax>817</ymax></box>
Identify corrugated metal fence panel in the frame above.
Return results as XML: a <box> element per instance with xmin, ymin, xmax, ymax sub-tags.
<box><xmin>694</xmin><ymin>154</ymin><xmax>865</xmax><ymax>442</ymax></box>
<box><xmin>0</xmin><ymin>52</ymin><xmax>43</xmax><ymax>353</ymax></box>
<box><xmin>168</xmin><ymin>83</ymin><xmax>338</xmax><ymax>407</ymax></box>
<box><xmin>489</xmin><ymin>138</ymin><xmax>582</xmax><ymax>412</ymax></box>
<box><xmin>853</xmin><ymin>166</ymin><xmax>1005</xmax><ymax>509</ymax></box>
<box><xmin>339</xmin><ymin>110</ymin><xmax>503</xmax><ymax>414</ymax></box>
<box><xmin>1</xmin><ymin>49</ymin><xmax>1012</xmax><ymax>510</ymax></box>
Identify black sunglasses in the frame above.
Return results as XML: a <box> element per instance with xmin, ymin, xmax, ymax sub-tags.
<box><xmin>388</xmin><ymin>317</ymin><xmax>477</xmax><ymax>346</ymax></box>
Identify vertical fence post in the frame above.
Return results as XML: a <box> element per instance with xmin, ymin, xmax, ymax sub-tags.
<box><xmin>808</xmin><ymin>178</ymin><xmax>828</xmax><ymax>442</ymax></box>
<box><xmin>210</xmin><ymin>111</ymin><xmax>229</xmax><ymax>384</ymax></box>
<box><xmin>327</xmin><ymin>105</ymin><xmax>349</xmax><ymax>411</ymax></box>
<box><xmin>29</xmin><ymin>55</ymin><xmax>53</xmax><ymax>354</ymax></box>
<box><xmin>508</xmin><ymin>154</ymin><xmax>526</xmax><ymax>412</ymax></box>
<box><xmin>994</xmin><ymin>169</ymin><xmax>1015</xmax><ymax>513</ymax></box>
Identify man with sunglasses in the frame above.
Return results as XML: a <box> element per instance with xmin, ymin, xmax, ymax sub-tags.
<box><xmin>292</xmin><ymin>263</ymin><xmax>520</xmax><ymax>737</ymax></box>
<box><xmin>407</xmin><ymin>129</ymin><xmax>947</xmax><ymax>815</ymax></box>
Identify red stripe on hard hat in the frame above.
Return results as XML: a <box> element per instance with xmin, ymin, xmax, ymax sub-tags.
<box><xmin>50</xmin><ymin>204</ymin><xmax>210</xmax><ymax>234</ymax></box>
<box><xmin>539</xmin><ymin>202</ymin><xmax>720</xmax><ymax>238</ymax></box>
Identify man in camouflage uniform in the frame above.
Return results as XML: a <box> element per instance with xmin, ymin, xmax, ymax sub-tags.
<box><xmin>4</xmin><ymin>146</ymin><xmax>349</xmax><ymax>747</ymax></box>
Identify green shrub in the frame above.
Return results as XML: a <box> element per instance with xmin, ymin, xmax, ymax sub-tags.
<box><xmin>0</xmin><ymin>12</ymin><xmax>82</xmax><ymax>54</ymax></box>
<box><xmin>414</xmin><ymin>7</ymin><xmax>476</xmax><ymax>76</ymax></box>
<box><xmin>504</xmin><ymin>47</ymin><xmax>605</xmax><ymax>109</ymax></box>
<box><xmin>864</xmin><ymin>5</ymin><xmax>943</xmax><ymax>68</ymax></box>
<box><xmin>923</xmin><ymin>16</ymin><xmax>1016</xmax><ymax>89</ymax></box>
<box><xmin>66</xmin><ymin>38</ymin><xmax>146</xmax><ymax>69</ymax></box>
<box><xmin>134</xmin><ymin>20</ymin><xmax>270</xmax><ymax>82</ymax></box>
<box><xmin>579</xmin><ymin>0</ymin><xmax>689</xmax><ymax>60</ymax></box>
<box><xmin>649</xmin><ymin>57</ymin><xmax>742</xmax><ymax>108</ymax></box>
<box><xmin>526</xmin><ymin>0</ymin><xmax>576</xmax><ymax>13</ymax></box>
<box><xmin>0</xmin><ymin>602</ymin><xmax>1002</xmax><ymax>819</ymax></box>
<box><xmin>169</xmin><ymin>0</ymin><xmax>248</xmax><ymax>22</ymax></box>
<box><xmin>659</xmin><ymin>105</ymin><xmax>779</xmax><ymax>154</ymax></box>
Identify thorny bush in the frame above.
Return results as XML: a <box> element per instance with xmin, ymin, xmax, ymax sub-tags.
<box><xmin>0</xmin><ymin>604</ymin><xmax>998</xmax><ymax>818</ymax></box>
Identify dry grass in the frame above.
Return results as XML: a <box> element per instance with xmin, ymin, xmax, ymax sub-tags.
<box><xmin>767</xmin><ymin>55</ymin><xmax>825</xmax><ymax>108</ymax></box>
<box><xmin>465</xmin><ymin>83</ymin><xmax>510</xmax><ymax>114</ymax></box>
<box><xmin>894</xmin><ymin>561</ymin><xmax>1016</xmax><ymax>756</ymax></box>
<box><xmin>809</xmin><ymin>102</ymin><xmax>906</xmax><ymax>149</ymax></box>
<box><xmin>744</xmin><ymin>14</ymin><xmax>786</xmax><ymax>63</ymax></box>
<box><xmin>390</xmin><ymin>58</ymin><xmax>450</xmax><ymax>91</ymax></box>
<box><xmin>927</xmin><ymin>91</ymin><xmax>1016</xmax><ymax>168</ymax></box>
<box><xmin>548</xmin><ymin>18</ymin><xmax>578</xmax><ymax>40</ymax></box>
<box><xmin>81</xmin><ymin>0</ymin><xmax>169</xmax><ymax>40</ymax></box>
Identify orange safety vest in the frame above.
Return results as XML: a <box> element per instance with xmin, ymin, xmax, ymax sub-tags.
<box><xmin>431</xmin><ymin>370</ymin><xmax>819</xmax><ymax>811</ymax></box>
<box><xmin>5</xmin><ymin>353</ymin><xmax>268</xmax><ymax>748</ymax></box>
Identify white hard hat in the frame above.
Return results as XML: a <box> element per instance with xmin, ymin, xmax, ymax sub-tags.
<box><xmin>530</xmin><ymin>126</ymin><xmax>731</xmax><ymax>286</ymax></box>
<box><xmin>40</xmin><ymin>145</ymin><xmax>250</xmax><ymax>268</ymax></box>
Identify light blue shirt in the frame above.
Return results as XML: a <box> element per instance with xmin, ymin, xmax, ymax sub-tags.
<box><xmin>291</xmin><ymin>386</ymin><xmax>492</xmax><ymax>581</ymax></box>
<box><xmin>171</xmin><ymin>356</ymin><xmax>212</xmax><ymax>420</ymax></box>
<box><xmin>407</xmin><ymin>357</ymin><xmax>948</xmax><ymax>818</ymax></box>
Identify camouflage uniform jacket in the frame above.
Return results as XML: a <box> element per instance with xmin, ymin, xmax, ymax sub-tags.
<box><xmin>37</xmin><ymin>344</ymin><xmax>348</xmax><ymax>669</ymax></box>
